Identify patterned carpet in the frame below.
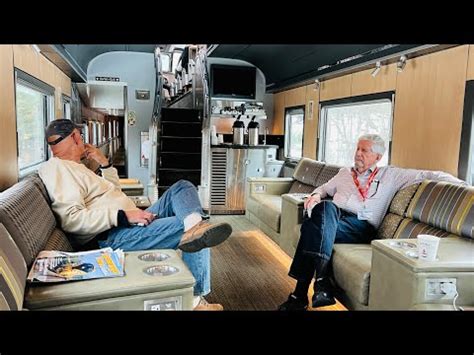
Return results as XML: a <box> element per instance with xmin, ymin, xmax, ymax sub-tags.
<box><xmin>205</xmin><ymin>216</ymin><xmax>296</xmax><ymax>310</ymax></box>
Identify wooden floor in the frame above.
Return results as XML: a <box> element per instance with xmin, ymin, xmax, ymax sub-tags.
<box><xmin>206</xmin><ymin>215</ymin><xmax>347</xmax><ymax>311</ymax></box>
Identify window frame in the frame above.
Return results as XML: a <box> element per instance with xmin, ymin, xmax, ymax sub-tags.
<box><xmin>317</xmin><ymin>92</ymin><xmax>395</xmax><ymax>166</ymax></box>
<box><xmin>62</xmin><ymin>94</ymin><xmax>71</xmax><ymax>120</ymax></box>
<box><xmin>15</xmin><ymin>69</ymin><xmax>55</xmax><ymax>178</ymax></box>
<box><xmin>284</xmin><ymin>105</ymin><xmax>306</xmax><ymax>162</ymax></box>
<box><xmin>458</xmin><ymin>80</ymin><xmax>474</xmax><ymax>184</ymax></box>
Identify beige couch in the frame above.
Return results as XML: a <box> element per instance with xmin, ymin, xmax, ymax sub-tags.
<box><xmin>248</xmin><ymin>158</ymin><xmax>474</xmax><ymax>310</ymax></box>
<box><xmin>0</xmin><ymin>174</ymin><xmax>195</xmax><ymax>310</ymax></box>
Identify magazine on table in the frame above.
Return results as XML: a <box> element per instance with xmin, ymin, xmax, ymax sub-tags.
<box><xmin>27</xmin><ymin>247</ymin><xmax>125</xmax><ymax>283</ymax></box>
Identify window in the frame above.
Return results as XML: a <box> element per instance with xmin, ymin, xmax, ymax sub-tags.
<box><xmin>62</xmin><ymin>95</ymin><xmax>71</xmax><ymax>120</ymax></box>
<box><xmin>15</xmin><ymin>70</ymin><xmax>54</xmax><ymax>177</ymax></box>
<box><xmin>171</xmin><ymin>49</ymin><xmax>183</xmax><ymax>73</ymax></box>
<box><xmin>318</xmin><ymin>94</ymin><xmax>394</xmax><ymax>167</ymax></box>
<box><xmin>161</xmin><ymin>53</ymin><xmax>171</xmax><ymax>72</ymax></box>
<box><xmin>458</xmin><ymin>81</ymin><xmax>474</xmax><ymax>184</ymax></box>
<box><xmin>284</xmin><ymin>106</ymin><xmax>305</xmax><ymax>160</ymax></box>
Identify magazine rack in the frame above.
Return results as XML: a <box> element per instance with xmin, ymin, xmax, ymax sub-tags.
<box><xmin>24</xmin><ymin>250</ymin><xmax>195</xmax><ymax>310</ymax></box>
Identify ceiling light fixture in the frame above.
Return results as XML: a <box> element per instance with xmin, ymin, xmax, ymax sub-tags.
<box><xmin>314</xmin><ymin>79</ymin><xmax>321</xmax><ymax>90</ymax></box>
<box><xmin>397</xmin><ymin>55</ymin><xmax>407</xmax><ymax>72</ymax></box>
<box><xmin>371</xmin><ymin>61</ymin><xmax>381</xmax><ymax>77</ymax></box>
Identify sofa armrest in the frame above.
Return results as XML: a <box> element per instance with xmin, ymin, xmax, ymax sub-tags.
<box><xmin>279</xmin><ymin>193</ymin><xmax>306</xmax><ymax>257</ymax></box>
<box><xmin>247</xmin><ymin>177</ymin><xmax>294</xmax><ymax>197</ymax></box>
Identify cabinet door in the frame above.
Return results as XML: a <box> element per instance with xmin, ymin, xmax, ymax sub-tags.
<box><xmin>226</xmin><ymin>149</ymin><xmax>247</xmax><ymax>211</ymax></box>
<box><xmin>245</xmin><ymin>149</ymin><xmax>266</xmax><ymax>178</ymax></box>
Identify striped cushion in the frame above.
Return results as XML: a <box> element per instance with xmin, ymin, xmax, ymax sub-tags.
<box><xmin>389</xmin><ymin>183</ymin><xmax>420</xmax><ymax>216</ymax></box>
<box><xmin>0</xmin><ymin>178</ymin><xmax>56</xmax><ymax>266</ymax></box>
<box><xmin>292</xmin><ymin>158</ymin><xmax>325</xmax><ymax>187</ymax></box>
<box><xmin>406</xmin><ymin>180</ymin><xmax>474</xmax><ymax>239</ymax></box>
<box><xmin>394</xmin><ymin>218</ymin><xmax>457</xmax><ymax>239</ymax></box>
<box><xmin>0</xmin><ymin>223</ymin><xmax>27</xmax><ymax>310</ymax></box>
<box><xmin>44</xmin><ymin>229</ymin><xmax>74</xmax><ymax>252</ymax></box>
<box><xmin>377</xmin><ymin>213</ymin><xmax>404</xmax><ymax>239</ymax></box>
<box><xmin>288</xmin><ymin>181</ymin><xmax>315</xmax><ymax>194</ymax></box>
<box><xmin>314</xmin><ymin>164</ymin><xmax>341</xmax><ymax>187</ymax></box>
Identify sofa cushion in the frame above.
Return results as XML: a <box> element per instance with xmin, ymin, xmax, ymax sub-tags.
<box><xmin>0</xmin><ymin>178</ymin><xmax>56</xmax><ymax>266</ymax></box>
<box><xmin>44</xmin><ymin>228</ymin><xmax>74</xmax><ymax>252</ymax></box>
<box><xmin>292</xmin><ymin>158</ymin><xmax>325</xmax><ymax>188</ymax></box>
<box><xmin>406</xmin><ymin>180</ymin><xmax>474</xmax><ymax>239</ymax></box>
<box><xmin>0</xmin><ymin>223</ymin><xmax>27</xmax><ymax>310</ymax></box>
<box><xmin>393</xmin><ymin>218</ymin><xmax>457</xmax><ymax>239</ymax></box>
<box><xmin>377</xmin><ymin>213</ymin><xmax>405</xmax><ymax>239</ymax></box>
<box><xmin>288</xmin><ymin>181</ymin><xmax>315</xmax><ymax>194</ymax></box>
<box><xmin>332</xmin><ymin>244</ymin><xmax>372</xmax><ymax>306</ymax></box>
<box><xmin>247</xmin><ymin>195</ymin><xmax>282</xmax><ymax>232</ymax></box>
<box><xmin>314</xmin><ymin>164</ymin><xmax>341</xmax><ymax>187</ymax></box>
<box><xmin>389</xmin><ymin>183</ymin><xmax>420</xmax><ymax>216</ymax></box>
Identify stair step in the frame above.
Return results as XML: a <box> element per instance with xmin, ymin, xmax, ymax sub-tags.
<box><xmin>161</xmin><ymin>108</ymin><xmax>201</xmax><ymax>122</ymax></box>
<box><xmin>160</xmin><ymin>121</ymin><xmax>202</xmax><ymax>137</ymax></box>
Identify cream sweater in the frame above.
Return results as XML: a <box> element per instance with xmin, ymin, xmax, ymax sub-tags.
<box><xmin>38</xmin><ymin>157</ymin><xmax>137</xmax><ymax>244</ymax></box>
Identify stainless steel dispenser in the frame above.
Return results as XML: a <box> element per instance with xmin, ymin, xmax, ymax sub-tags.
<box><xmin>247</xmin><ymin>116</ymin><xmax>259</xmax><ymax>146</ymax></box>
<box><xmin>232</xmin><ymin>116</ymin><xmax>245</xmax><ymax>145</ymax></box>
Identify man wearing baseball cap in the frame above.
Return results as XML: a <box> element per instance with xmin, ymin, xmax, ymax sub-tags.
<box><xmin>39</xmin><ymin>119</ymin><xmax>231</xmax><ymax>310</ymax></box>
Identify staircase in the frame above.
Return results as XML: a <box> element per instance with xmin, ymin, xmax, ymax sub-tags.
<box><xmin>157</xmin><ymin>107</ymin><xmax>202</xmax><ymax>195</ymax></box>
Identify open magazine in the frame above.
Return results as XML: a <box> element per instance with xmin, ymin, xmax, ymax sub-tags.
<box><xmin>27</xmin><ymin>247</ymin><xmax>125</xmax><ymax>283</ymax></box>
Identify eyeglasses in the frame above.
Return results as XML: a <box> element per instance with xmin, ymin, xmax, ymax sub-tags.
<box><xmin>368</xmin><ymin>180</ymin><xmax>380</xmax><ymax>199</ymax></box>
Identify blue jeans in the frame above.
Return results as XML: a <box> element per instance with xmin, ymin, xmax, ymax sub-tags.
<box><xmin>98</xmin><ymin>180</ymin><xmax>210</xmax><ymax>296</ymax></box>
<box><xmin>289</xmin><ymin>201</ymin><xmax>376</xmax><ymax>282</ymax></box>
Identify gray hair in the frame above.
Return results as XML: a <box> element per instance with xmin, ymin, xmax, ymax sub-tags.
<box><xmin>358</xmin><ymin>134</ymin><xmax>386</xmax><ymax>156</ymax></box>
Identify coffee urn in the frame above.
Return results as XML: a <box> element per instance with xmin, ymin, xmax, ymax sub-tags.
<box><xmin>248</xmin><ymin>116</ymin><xmax>259</xmax><ymax>146</ymax></box>
<box><xmin>232</xmin><ymin>116</ymin><xmax>245</xmax><ymax>145</ymax></box>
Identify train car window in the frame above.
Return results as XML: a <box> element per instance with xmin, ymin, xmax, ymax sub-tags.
<box><xmin>62</xmin><ymin>95</ymin><xmax>71</xmax><ymax>120</ymax></box>
<box><xmin>15</xmin><ymin>70</ymin><xmax>55</xmax><ymax>178</ymax></box>
<box><xmin>284</xmin><ymin>106</ymin><xmax>305</xmax><ymax>161</ymax></box>
<box><xmin>458</xmin><ymin>81</ymin><xmax>474</xmax><ymax>184</ymax></box>
<box><xmin>161</xmin><ymin>53</ymin><xmax>171</xmax><ymax>73</ymax></box>
<box><xmin>171</xmin><ymin>49</ymin><xmax>183</xmax><ymax>74</ymax></box>
<box><xmin>318</xmin><ymin>93</ymin><xmax>394</xmax><ymax>167</ymax></box>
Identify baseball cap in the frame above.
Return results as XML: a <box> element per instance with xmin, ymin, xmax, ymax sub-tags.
<box><xmin>45</xmin><ymin>119</ymin><xmax>82</xmax><ymax>146</ymax></box>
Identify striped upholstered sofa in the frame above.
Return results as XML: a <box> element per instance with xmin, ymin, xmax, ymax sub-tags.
<box><xmin>0</xmin><ymin>174</ymin><xmax>195</xmax><ymax>310</ymax></box>
<box><xmin>279</xmin><ymin>162</ymin><xmax>474</xmax><ymax>310</ymax></box>
<box><xmin>246</xmin><ymin>158</ymin><xmax>340</xmax><ymax>248</ymax></box>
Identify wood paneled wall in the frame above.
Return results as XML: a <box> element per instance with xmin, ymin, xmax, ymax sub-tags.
<box><xmin>13</xmin><ymin>45</ymin><xmax>72</xmax><ymax>118</ymax></box>
<box><xmin>0</xmin><ymin>45</ymin><xmax>17</xmax><ymax>191</ymax></box>
<box><xmin>273</xmin><ymin>45</ymin><xmax>472</xmax><ymax>176</ymax></box>
<box><xmin>467</xmin><ymin>45</ymin><xmax>474</xmax><ymax>81</ymax></box>
<box><xmin>302</xmin><ymin>83</ymin><xmax>320</xmax><ymax>159</ymax></box>
<box><xmin>391</xmin><ymin>45</ymin><xmax>469</xmax><ymax>175</ymax></box>
<box><xmin>0</xmin><ymin>45</ymin><xmax>72</xmax><ymax>191</ymax></box>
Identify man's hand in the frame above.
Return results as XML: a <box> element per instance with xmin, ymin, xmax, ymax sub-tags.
<box><xmin>125</xmin><ymin>209</ymin><xmax>157</xmax><ymax>226</ymax></box>
<box><xmin>304</xmin><ymin>193</ymin><xmax>321</xmax><ymax>210</ymax></box>
<box><xmin>84</xmin><ymin>144</ymin><xmax>109</xmax><ymax>167</ymax></box>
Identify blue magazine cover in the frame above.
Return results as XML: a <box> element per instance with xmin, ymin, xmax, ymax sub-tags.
<box><xmin>27</xmin><ymin>247</ymin><xmax>125</xmax><ymax>282</ymax></box>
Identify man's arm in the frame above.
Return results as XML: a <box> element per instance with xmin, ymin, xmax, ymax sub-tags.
<box><xmin>84</xmin><ymin>144</ymin><xmax>121</xmax><ymax>190</ymax></box>
<box><xmin>395</xmin><ymin>167</ymin><xmax>467</xmax><ymax>190</ymax></box>
<box><xmin>311</xmin><ymin>168</ymin><xmax>343</xmax><ymax>198</ymax></box>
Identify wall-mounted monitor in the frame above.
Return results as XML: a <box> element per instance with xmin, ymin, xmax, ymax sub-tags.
<box><xmin>210</xmin><ymin>64</ymin><xmax>256</xmax><ymax>100</ymax></box>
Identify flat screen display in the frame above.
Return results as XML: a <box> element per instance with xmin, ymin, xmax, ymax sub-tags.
<box><xmin>211</xmin><ymin>65</ymin><xmax>256</xmax><ymax>99</ymax></box>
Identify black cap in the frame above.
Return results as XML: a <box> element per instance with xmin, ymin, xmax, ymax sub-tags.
<box><xmin>45</xmin><ymin>119</ymin><xmax>81</xmax><ymax>146</ymax></box>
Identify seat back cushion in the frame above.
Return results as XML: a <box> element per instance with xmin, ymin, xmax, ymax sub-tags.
<box><xmin>0</xmin><ymin>223</ymin><xmax>27</xmax><ymax>310</ymax></box>
<box><xmin>406</xmin><ymin>180</ymin><xmax>474</xmax><ymax>239</ymax></box>
<box><xmin>292</xmin><ymin>158</ymin><xmax>325</xmax><ymax>187</ymax></box>
<box><xmin>0</xmin><ymin>177</ymin><xmax>56</xmax><ymax>266</ymax></box>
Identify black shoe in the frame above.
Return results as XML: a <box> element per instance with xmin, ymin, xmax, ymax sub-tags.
<box><xmin>278</xmin><ymin>294</ymin><xmax>308</xmax><ymax>311</ymax></box>
<box><xmin>312</xmin><ymin>278</ymin><xmax>336</xmax><ymax>308</ymax></box>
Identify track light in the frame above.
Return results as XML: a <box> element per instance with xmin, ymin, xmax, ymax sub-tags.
<box><xmin>397</xmin><ymin>55</ymin><xmax>407</xmax><ymax>72</ymax></box>
<box><xmin>314</xmin><ymin>79</ymin><xmax>321</xmax><ymax>90</ymax></box>
<box><xmin>371</xmin><ymin>61</ymin><xmax>381</xmax><ymax>77</ymax></box>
